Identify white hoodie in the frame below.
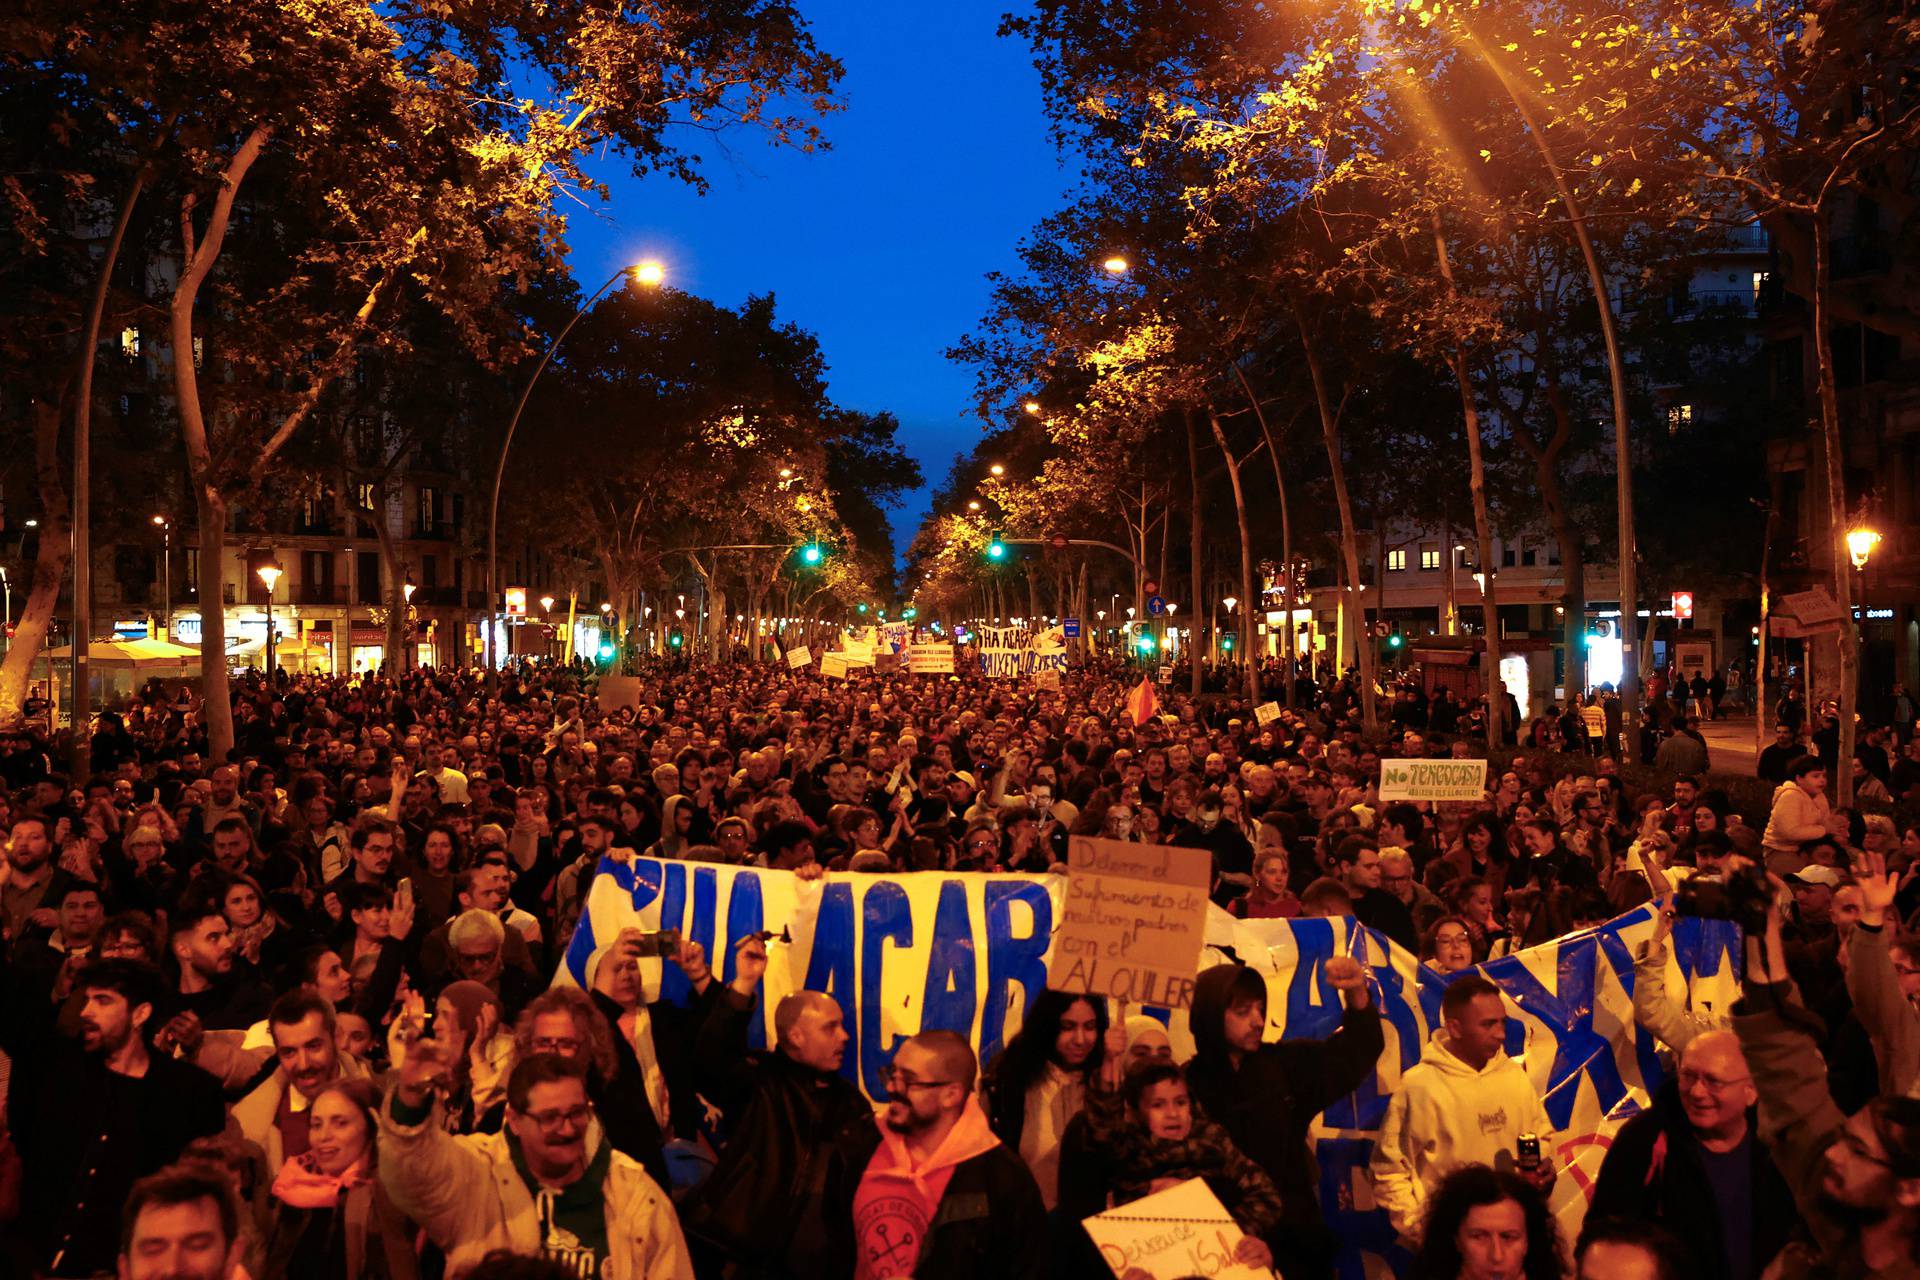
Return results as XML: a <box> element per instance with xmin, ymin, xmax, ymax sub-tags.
<box><xmin>1369</xmin><ymin>1031</ymin><xmax>1554</xmax><ymax>1239</ymax></box>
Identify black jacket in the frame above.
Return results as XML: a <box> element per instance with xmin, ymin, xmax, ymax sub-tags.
<box><xmin>1183</xmin><ymin>962</ymin><xmax>1384</xmax><ymax>1280</ymax></box>
<box><xmin>1588</xmin><ymin>1080</ymin><xmax>1801</xmax><ymax>1280</ymax></box>
<box><xmin>838</xmin><ymin>1122</ymin><xmax>1049</xmax><ymax>1280</ymax></box>
<box><xmin>679</xmin><ymin>986</ymin><xmax>877</xmax><ymax>1276</ymax></box>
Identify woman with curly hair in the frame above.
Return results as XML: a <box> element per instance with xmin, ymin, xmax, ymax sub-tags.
<box><xmin>1409</xmin><ymin>1164</ymin><xmax>1565</xmax><ymax>1280</ymax></box>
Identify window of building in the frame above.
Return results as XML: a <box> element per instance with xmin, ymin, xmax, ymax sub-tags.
<box><xmin>1502</xmin><ymin>546</ymin><xmax>1517</xmax><ymax>568</ymax></box>
<box><xmin>421</xmin><ymin>556</ymin><xmax>439</xmax><ymax>589</ymax></box>
<box><xmin>1419</xmin><ymin>547</ymin><xmax>1440</xmax><ymax>571</ymax></box>
<box><xmin>183</xmin><ymin>548</ymin><xmax>199</xmax><ymax>595</ymax></box>
<box><xmin>1548</xmin><ymin>544</ymin><xmax>1561</xmax><ymax>566</ymax></box>
<box><xmin>1522</xmin><ymin>546</ymin><xmax>1538</xmax><ymax>567</ymax></box>
<box><xmin>451</xmin><ymin>493</ymin><xmax>464</xmax><ymax>530</ymax></box>
<box><xmin>1667</xmin><ymin>403</ymin><xmax>1693</xmax><ymax>434</ymax></box>
<box><xmin>119</xmin><ymin>326</ymin><xmax>140</xmax><ymax>358</ymax></box>
<box><xmin>192</xmin><ymin>336</ymin><xmax>204</xmax><ymax>369</ymax></box>
<box><xmin>1386</xmin><ymin>549</ymin><xmax>1406</xmax><ymax>572</ymax></box>
<box><xmin>418</xmin><ymin>486</ymin><xmax>437</xmax><ymax>532</ymax></box>
<box><xmin>356</xmin><ymin>482</ymin><xmax>376</xmax><ymax>513</ymax></box>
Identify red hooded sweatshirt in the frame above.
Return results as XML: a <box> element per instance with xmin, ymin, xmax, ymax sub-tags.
<box><xmin>852</xmin><ymin>1095</ymin><xmax>1002</xmax><ymax>1279</ymax></box>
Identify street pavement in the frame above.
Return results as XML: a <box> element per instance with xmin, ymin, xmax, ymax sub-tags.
<box><xmin>1696</xmin><ymin>714</ymin><xmax>1760</xmax><ymax>777</ymax></box>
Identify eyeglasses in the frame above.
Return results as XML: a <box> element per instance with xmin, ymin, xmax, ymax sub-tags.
<box><xmin>883</xmin><ymin>1067</ymin><xmax>955</xmax><ymax>1091</ymax></box>
<box><xmin>524</xmin><ymin>1103</ymin><xmax>592</xmax><ymax>1132</ymax></box>
<box><xmin>531</xmin><ymin>1036</ymin><xmax>582</xmax><ymax>1054</ymax></box>
<box><xmin>1677</xmin><ymin>1069</ymin><xmax>1751</xmax><ymax>1094</ymax></box>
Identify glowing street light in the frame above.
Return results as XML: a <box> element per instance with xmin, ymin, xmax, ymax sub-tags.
<box><xmin>539</xmin><ymin>595</ymin><xmax>556</xmax><ymax>613</ymax></box>
<box><xmin>989</xmin><ymin>463</ymin><xmax>1005</xmax><ymax>477</ymax></box>
<box><xmin>967</xmin><ymin>500</ymin><xmax>982</xmax><ymax>512</ymax></box>
<box><xmin>1102</xmin><ymin>255</ymin><xmax>1130</xmax><ymax>275</ymax></box>
<box><xmin>256</xmin><ymin>561</ymin><xmax>283</xmax><ymax>675</ymax></box>
<box><xmin>1023</xmin><ymin>401</ymin><xmax>1041</xmax><ymax>415</ymax></box>
<box><xmin>632</xmin><ymin>260</ymin><xmax>666</xmax><ymax>288</ymax></box>
<box><xmin>801</xmin><ymin>543</ymin><xmax>825</xmax><ymax>565</ymax></box>
<box><xmin>1847</xmin><ymin>526</ymin><xmax>1882</xmax><ymax>569</ymax></box>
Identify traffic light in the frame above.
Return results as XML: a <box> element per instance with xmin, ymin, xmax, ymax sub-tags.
<box><xmin>902</xmin><ymin>606</ymin><xmax>917</xmax><ymax>620</ymax></box>
<box><xmin>1136</xmin><ymin>633</ymin><xmax>1157</xmax><ymax>655</ymax></box>
<box><xmin>669</xmin><ymin>631</ymin><xmax>683</xmax><ymax>649</ymax></box>
<box><xmin>856</xmin><ymin>603</ymin><xmax>868</xmax><ymax>615</ymax></box>
<box><xmin>1386</xmin><ymin>632</ymin><xmax>1404</xmax><ymax>650</ymax></box>
<box><xmin>800</xmin><ymin>543</ymin><xmax>825</xmax><ymax>566</ymax></box>
<box><xmin>986</xmin><ymin>533</ymin><xmax>1007</xmax><ymax>562</ymax></box>
<box><xmin>1221</xmin><ymin>634</ymin><xmax>1234</xmax><ymax>651</ymax></box>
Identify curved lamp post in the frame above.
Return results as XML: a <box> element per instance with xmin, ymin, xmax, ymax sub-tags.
<box><xmin>486</xmin><ymin>259</ymin><xmax>664</xmax><ymax>687</ymax></box>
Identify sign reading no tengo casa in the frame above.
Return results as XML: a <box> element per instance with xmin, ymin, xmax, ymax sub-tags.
<box><xmin>1377</xmin><ymin>759</ymin><xmax>1489</xmax><ymax>803</ymax></box>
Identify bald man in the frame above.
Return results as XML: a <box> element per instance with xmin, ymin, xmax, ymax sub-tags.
<box><xmin>682</xmin><ymin>940</ymin><xmax>874</xmax><ymax>1277</ymax></box>
<box><xmin>1589</xmin><ymin>1030</ymin><xmax>1801</xmax><ymax>1280</ymax></box>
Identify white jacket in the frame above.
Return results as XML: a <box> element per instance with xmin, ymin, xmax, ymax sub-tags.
<box><xmin>377</xmin><ymin>1089</ymin><xmax>693</xmax><ymax>1280</ymax></box>
<box><xmin>1761</xmin><ymin>780</ymin><xmax>1831</xmax><ymax>856</ymax></box>
<box><xmin>1369</xmin><ymin>1033</ymin><xmax>1554</xmax><ymax>1239</ymax></box>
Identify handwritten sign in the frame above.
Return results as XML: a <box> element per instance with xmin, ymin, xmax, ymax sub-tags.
<box><xmin>596</xmin><ymin>675</ymin><xmax>644</xmax><ymax>713</ymax></box>
<box><xmin>1378</xmin><ymin>758</ymin><xmax>1488</xmax><ymax>803</ymax></box>
<box><xmin>1048</xmin><ymin>835</ymin><xmax>1210</xmax><ymax>1009</ymax></box>
<box><xmin>1253</xmin><ymin>701</ymin><xmax>1281</xmax><ymax>727</ymax></box>
<box><xmin>907</xmin><ymin>645</ymin><xmax>954</xmax><ymax>674</ymax></box>
<box><xmin>785</xmin><ymin>646</ymin><xmax>812</xmax><ymax>669</ymax></box>
<box><xmin>821</xmin><ymin>653</ymin><xmax>850</xmax><ymax>679</ymax></box>
<box><xmin>1034</xmin><ymin>669</ymin><xmax>1061</xmax><ymax>692</ymax></box>
<box><xmin>1082</xmin><ymin>1178</ymin><xmax>1269</xmax><ymax>1280</ymax></box>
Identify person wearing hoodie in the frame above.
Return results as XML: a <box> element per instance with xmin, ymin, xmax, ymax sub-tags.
<box><xmin>1760</xmin><ymin>756</ymin><xmax>1840</xmax><ymax>872</ymax></box>
<box><xmin>1185</xmin><ymin>954</ymin><xmax>1383</xmax><ymax>1280</ymax></box>
<box><xmin>1370</xmin><ymin>974</ymin><xmax>1556</xmax><ymax>1243</ymax></box>
<box><xmin>844</xmin><ymin>1030</ymin><xmax>1048</xmax><ymax>1280</ymax></box>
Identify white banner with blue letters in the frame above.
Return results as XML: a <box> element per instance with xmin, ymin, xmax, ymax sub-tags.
<box><xmin>561</xmin><ymin>856</ymin><xmax>1742</xmax><ymax>1277</ymax></box>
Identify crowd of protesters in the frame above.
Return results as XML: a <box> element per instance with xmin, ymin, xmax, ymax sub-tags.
<box><xmin>0</xmin><ymin>654</ymin><xmax>1916</xmax><ymax>1280</ymax></box>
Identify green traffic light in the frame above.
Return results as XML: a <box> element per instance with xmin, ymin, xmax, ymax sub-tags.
<box><xmin>987</xmin><ymin>540</ymin><xmax>1006</xmax><ymax>561</ymax></box>
<box><xmin>1387</xmin><ymin>633</ymin><xmax>1403</xmax><ymax>648</ymax></box>
<box><xmin>1222</xmin><ymin>635</ymin><xmax>1234</xmax><ymax>651</ymax></box>
<box><xmin>856</xmin><ymin>603</ymin><xmax>868</xmax><ymax>614</ymax></box>
<box><xmin>801</xmin><ymin>544</ymin><xmax>824</xmax><ymax>565</ymax></box>
<box><xmin>1137</xmin><ymin>634</ymin><xmax>1156</xmax><ymax>654</ymax></box>
<box><xmin>902</xmin><ymin>606</ymin><xmax>917</xmax><ymax>620</ymax></box>
<box><xmin>670</xmin><ymin>632</ymin><xmax>683</xmax><ymax>648</ymax></box>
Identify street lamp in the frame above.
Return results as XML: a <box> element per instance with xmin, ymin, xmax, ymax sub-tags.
<box><xmin>488</xmin><ymin>258</ymin><xmax>665</xmax><ymax>685</ymax></box>
<box><xmin>539</xmin><ymin>595</ymin><xmax>556</xmax><ymax>613</ymax></box>
<box><xmin>256</xmin><ymin>562</ymin><xmax>283</xmax><ymax>675</ymax></box>
<box><xmin>989</xmin><ymin>463</ymin><xmax>1005</xmax><ymax>477</ymax></box>
<box><xmin>152</xmin><ymin>515</ymin><xmax>171</xmax><ymax>641</ymax></box>
<box><xmin>1847</xmin><ymin>526</ymin><xmax>1882</xmax><ymax>570</ymax></box>
<box><xmin>1102</xmin><ymin>255</ymin><xmax>1130</xmax><ymax>275</ymax></box>
<box><xmin>1022</xmin><ymin>401</ymin><xmax>1041</xmax><ymax>416</ymax></box>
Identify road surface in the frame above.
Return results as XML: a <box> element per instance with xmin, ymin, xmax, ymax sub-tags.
<box><xmin>1696</xmin><ymin>715</ymin><xmax>1759</xmax><ymax>777</ymax></box>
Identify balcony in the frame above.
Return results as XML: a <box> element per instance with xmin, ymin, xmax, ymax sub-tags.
<box><xmin>1671</xmin><ymin>289</ymin><xmax>1761</xmax><ymax>320</ymax></box>
<box><xmin>292</xmin><ymin>582</ymin><xmax>347</xmax><ymax>607</ymax></box>
<box><xmin>411</xmin><ymin>586</ymin><xmax>465</xmax><ymax>608</ymax></box>
<box><xmin>413</xmin><ymin>522</ymin><xmax>452</xmax><ymax>541</ymax></box>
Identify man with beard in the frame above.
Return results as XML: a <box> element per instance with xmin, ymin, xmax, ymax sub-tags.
<box><xmin>3</xmin><ymin>958</ymin><xmax>224</xmax><ymax>1277</ymax></box>
<box><xmin>1169</xmin><ymin>788</ymin><xmax>1256</xmax><ymax>907</ymax></box>
<box><xmin>118</xmin><ymin>1163</ymin><xmax>245</xmax><ymax>1280</ymax></box>
<box><xmin>1735</xmin><ymin>875</ymin><xmax>1920</xmax><ymax>1278</ymax></box>
<box><xmin>169</xmin><ymin>892</ymin><xmax>271</xmax><ymax>1030</ymax></box>
<box><xmin>842</xmin><ymin>1030</ymin><xmax>1047</xmax><ymax>1280</ymax></box>
<box><xmin>0</xmin><ymin>813</ymin><xmax>70</xmax><ymax>939</ymax></box>
<box><xmin>228</xmin><ymin>989</ymin><xmax>371</xmax><ymax>1176</ymax></box>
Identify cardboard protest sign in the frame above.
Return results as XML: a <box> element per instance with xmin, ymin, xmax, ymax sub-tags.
<box><xmin>785</xmin><ymin>646</ymin><xmax>812</xmax><ymax>669</ymax></box>
<box><xmin>1378</xmin><ymin>758</ymin><xmax>1488</xmax><ymax>803</ymax></box>
<box><xmin>821</xmin><ymin>653</ymin><xmax>850</xmax><ymax>679</ymax></box>
<box><xmin>596</xmin><ymin>675</ymin><xmax>644</xmax><ymax>713</ymax></box>
<box><xmin>907</xmin><ymin>645</ymin><xmax>954</xmax><ymax>674</ymax></box>
<box><xmin>1082</xmin><ymin>1178</ymin><xmax>1270</xmax><ymax>1280</ymax></box>
<box><xmin>1034</xmin><ymin>669</ymin><xmax>1061</xmax><ymax>692</ymax></box>
<box><xmin>1253</xmin><ymin>701</ymin><xmax>1281</xmax><ymax>726</ymax></box>
<box><xmin>1048</xmin><ymin>835</ymin><xmax>1210</xmax><ymax>1008</ymax></box>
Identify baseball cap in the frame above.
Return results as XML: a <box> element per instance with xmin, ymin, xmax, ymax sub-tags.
<box><xmin>1787</xmin><ymin>865</ymin><xmax>1843</xmax><ymax>887</ymax></box>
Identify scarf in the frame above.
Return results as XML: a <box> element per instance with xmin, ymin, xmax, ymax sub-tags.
<box><xmin>1018</xmin><ymin>1062</ymin><xmax>1083</xmax><ymax>1210</ymax></box>
<box><xmin>270</xmin><ymin>1151</ymin><xmax>369</xmax><ymax>1210</ymax></box>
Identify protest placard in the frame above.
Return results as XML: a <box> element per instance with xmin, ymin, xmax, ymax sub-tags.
<box><xmin>596</xmin><ymin>675</ymin><xmax>644</xmax><ymax>713</ymax></box>
<box><xmin>907</xmin><ymin>645</ymin><xmax>954</xmax><ymax>674</ymax></box>
<box><xmin>1034</xmin><ymin>668</ymin><xmax>1061</xmax><ymax>692</ymax></box>
<box><xmin>1082</xmin><ymin>1178</ymin><xmax>1270</xmax><ymax>1280</ymax></box>
<box><xmin>1254</xmin><ymin>701</ymin><xmax>1281</xmax><ymax>726</ymax></box>
<box><xmin>1378</xmin><ymin>758</ymin><xmax>1488</xmax><ymax>802</ymax></box>
<box><xmin>1048</xmin><ymin>835</ymin><xmax>1210</xmax><ymax>1008</ymax></box>
<box><xmin>785</xmin><ymin>646</ymin><xmax>812</xmax><ymax>669</ymax></box>
<box><xmin>821</xmin><ymin>653</ymin><xmax>849</xmax><ymax>679</ymax></box>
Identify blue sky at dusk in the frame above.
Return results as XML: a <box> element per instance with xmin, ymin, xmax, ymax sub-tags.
<box><xmin>566</xmin><ymin>2</ymin><xmax>1071</xmax><ymax>557</ymax></box>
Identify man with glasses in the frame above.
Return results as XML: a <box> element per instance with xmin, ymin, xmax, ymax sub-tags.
<box><xmin>1731</xmin><ymin>873</ymin><xmax>1920</xmax><ymax>1279</ymax></box>
<box><xmin>380</xmin><ymin>1047</ymin><xmax>693</xmax><ymax>1277</ymax></box>
<box><xmin>843</xmin><ymin>1030</ymin><xmax>1047</xmax><ymax>1279</ymax></box>
<box><xmin>1589</xmin><ymin>1028</ymin><xmax>1799</xmax><ymax>1280</ymax></box>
